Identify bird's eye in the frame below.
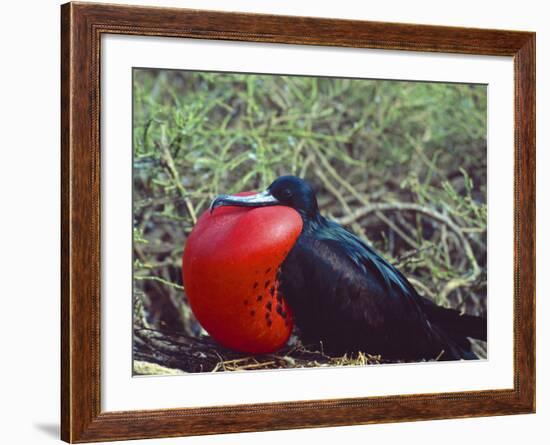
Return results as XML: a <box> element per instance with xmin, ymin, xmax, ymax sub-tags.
<box><xmin>280</xmin><ymin>189</ymin><xmax>292</xmax><ymax>199</ymax></box>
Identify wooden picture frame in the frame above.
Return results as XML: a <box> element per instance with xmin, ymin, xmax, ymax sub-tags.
<box><xmin>61</xmin><ymin>2</ymin><xmax>535</xmax><ymax>442</ymax></box>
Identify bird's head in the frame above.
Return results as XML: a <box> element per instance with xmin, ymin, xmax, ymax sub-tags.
<box><xmin>210</xmin><ymin>175</ymin><xmax>319</xmax><ymax>218</ymax></box>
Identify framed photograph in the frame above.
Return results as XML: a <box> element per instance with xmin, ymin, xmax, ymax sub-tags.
<box><xmin>61</xmin><ymin>2</ymin><xmax>535</xmax><ymax>442</ymax></box>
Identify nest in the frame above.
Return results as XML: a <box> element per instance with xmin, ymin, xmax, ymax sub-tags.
<box><xmin>133</xmin><ymin>327</ymin><xmax>388</xmax><ymax>375</ymax></box>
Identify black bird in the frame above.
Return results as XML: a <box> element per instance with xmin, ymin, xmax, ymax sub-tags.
<box><xmin>211</xmin><ymin>176</ymin><xmax>487</xmax><ymax>361</ymax></box>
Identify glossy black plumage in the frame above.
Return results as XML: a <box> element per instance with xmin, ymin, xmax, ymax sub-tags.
<box><xmin>279</xmin><ymin>214</ymin><xmax>483</xmax><ymax>360</ymax></box>
<box><xmin>213</xmin><ymin>176</ymin><xmax>487</xmax><ymax>361</ymax></box>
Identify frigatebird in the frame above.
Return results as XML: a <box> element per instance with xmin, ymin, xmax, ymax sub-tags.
<box><xmin>210</xmin><ymin>176</ymin><xmax>487</xmax><ymax>361</ymax></box>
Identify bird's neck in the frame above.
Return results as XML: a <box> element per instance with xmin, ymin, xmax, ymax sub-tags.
<box><xmin>300</xmin><ymin>211</ymin><xmax>327</xmax><ymax>233</ymax></box>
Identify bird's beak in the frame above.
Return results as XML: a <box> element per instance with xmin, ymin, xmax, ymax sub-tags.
<box><xmin>210</xmin><ymin>190</ymin><xmax>280</xmax><ymax>213</ymax></box>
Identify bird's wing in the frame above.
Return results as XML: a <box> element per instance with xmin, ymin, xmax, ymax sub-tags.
<box><xmin>280</xmin><ymin>218</ymin><xmax>479</xmax><ymax>359</ymax></box>
<box><xmin>318</xmin><ymin>220</ymin><xmax>426</xmax><ymax>313</ymax></box>
<box><xmin>284</xmin><ymin>222</ymin><xmax>428</xmax><ymax>330</ymax></box>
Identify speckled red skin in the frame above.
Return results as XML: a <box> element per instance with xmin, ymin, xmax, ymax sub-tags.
<box><xmin>183</xmin><ymin>196</ymin><xmax>303</xmax><ymax>354</ymax></box>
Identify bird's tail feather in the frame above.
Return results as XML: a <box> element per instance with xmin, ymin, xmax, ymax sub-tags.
<box><xmin>418</xmin><ymin>296</ymin><xmax>486</xmax><ymax>361</ymax></box>
<box><xmin>429</xmin><ymin>324</ymin><xmax>479</xmax><ymax>361</ymax></box>
<box><xmin>419</xmin><ymin>296</ymin><xmax>487</xmax><ymax>342</ymax></box>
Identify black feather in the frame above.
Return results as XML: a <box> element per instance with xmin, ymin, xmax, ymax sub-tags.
<box><xmin>267</xmin><ymin>176</ymin><xmax>486</xmax><ymax>361</ymax></box>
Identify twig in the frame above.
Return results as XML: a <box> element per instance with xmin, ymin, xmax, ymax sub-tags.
<box><xmin>134</xmin><ymin>275</ymin><xmax>185</xmax><ymax>291</ymax></box>
<box><xmin>407</xmin><ymin>277</ymin><xmax>438</xmax><ymax>301</ymax></box>
<box><xmin>311</xmin><ymin>144</ymin><xmax>368</xmax><ymax>205</ymax></box>
<box><xmin>158</xmin><ymin>138</ymin><xmax>197</xmax><ymax>224</ymax></box>
<box><xmin>335</xmin><ymin>201</ymin><xmax>480</xmax><ymax>280</ymax></box>
<box><xmin>375</xmin><ymin>211</ymin><xmax>419</xmax><ymax>251</ymax></box>
<box><xmin>314</xmin><ymin>167</ymin><xmax>371</xmax><ymax>244</ymax></box>
<box><xmin>394</xmin><ymin>245</ymin><xmax>436</xmax><ymax>267</ymax></box>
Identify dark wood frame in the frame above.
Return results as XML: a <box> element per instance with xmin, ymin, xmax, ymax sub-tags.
<box><xmin>61</xmin><ymin>1</ymin><xmax>536</xmax><ymax>442</ymax></box>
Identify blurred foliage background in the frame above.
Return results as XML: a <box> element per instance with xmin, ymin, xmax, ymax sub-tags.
<box><xmin>132</xmin><ymin>69</ymin><xmax>487</xmax><ymax>372</ymax></box>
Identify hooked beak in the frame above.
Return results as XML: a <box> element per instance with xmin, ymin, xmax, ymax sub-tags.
<box><xmin>210</xmin><ymin>190</ymin><xmax>280</xmax><ymax>213</ymax></box>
